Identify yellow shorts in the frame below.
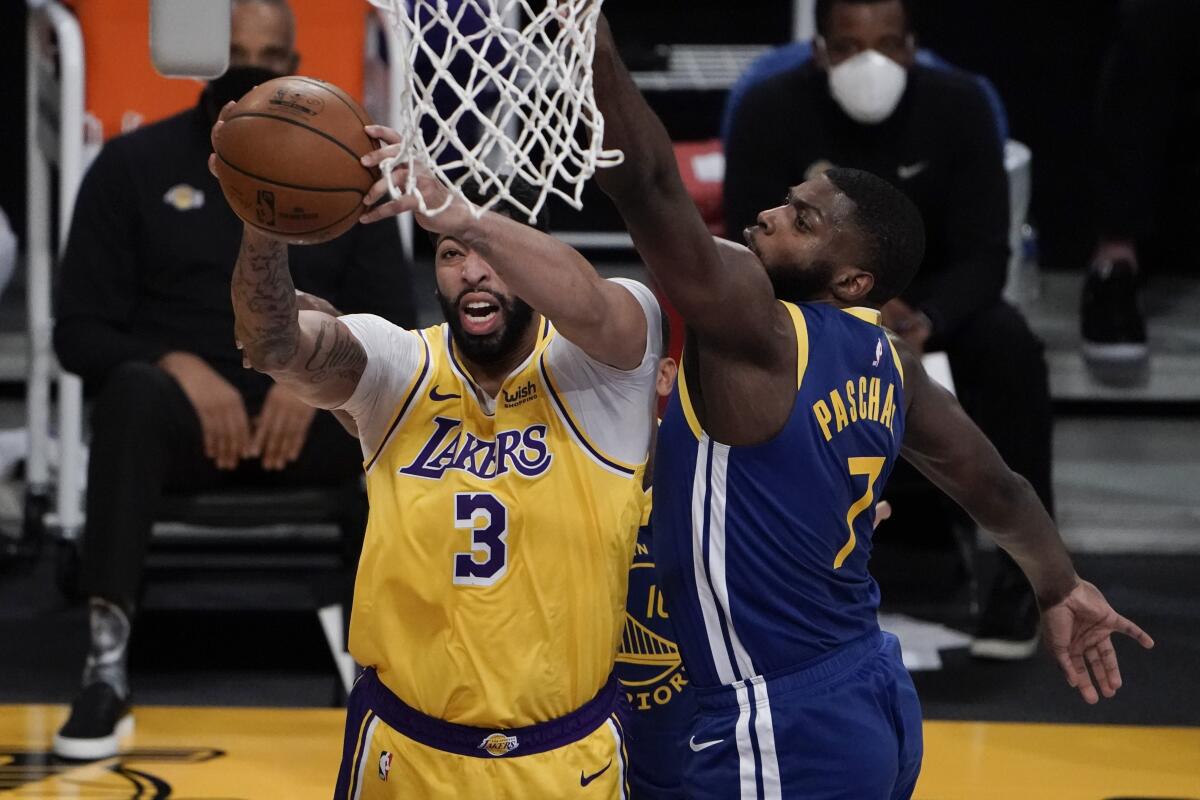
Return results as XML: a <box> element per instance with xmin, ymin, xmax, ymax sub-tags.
<box><xmin>333</xmin><ymin>670</ymin><xmax>630</xmax><ymax>800</ymax></box>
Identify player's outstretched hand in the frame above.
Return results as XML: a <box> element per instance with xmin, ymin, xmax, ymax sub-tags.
<box><xmin>358</xmin><ymin>124</ymin><xmax>475</xmax><ymax>236</ymax></box>
<box><xmin>206</xmin><ymin>101</ymin><xmax>238</xmax><ymax>183</ymax></box>
<box><xmin>1041</xmin><ymin>579</ymin><xmax>1154</xmax><ymax>704</ymax></box>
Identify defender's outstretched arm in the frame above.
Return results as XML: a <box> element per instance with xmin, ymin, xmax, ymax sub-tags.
<box><xmin>590</xmin><ymin>16</ymin><xmax>786</xmax><ymax>365</ymax></box>
<box><xmin>894</xmin><ymin>338</ymin><xmax>1153</xmax><ymax>704</ymax></box>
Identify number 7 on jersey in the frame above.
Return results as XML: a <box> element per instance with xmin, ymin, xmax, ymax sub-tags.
<box><xmin>835</xmin><ymin>457</ymin><xmax>886</xmax><ymax>569</ymax></box>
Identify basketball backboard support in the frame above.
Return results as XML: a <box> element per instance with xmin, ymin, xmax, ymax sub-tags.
<box><xmin>150</xmin><ymin>0</ymin><xmax>230</xmax><ymax>78</ymax></box>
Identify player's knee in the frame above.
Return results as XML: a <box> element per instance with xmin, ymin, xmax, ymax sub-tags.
<box><xmin>953</xmin><ymin>303</ymin><xmax>1046</xmax><ymax>376</ymax></box>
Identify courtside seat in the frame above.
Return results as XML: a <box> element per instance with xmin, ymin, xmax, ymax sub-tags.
<box><xmin>143</xmin><ymin>483</ymin><xmax>366</xmax><ymax>610</ymax></box>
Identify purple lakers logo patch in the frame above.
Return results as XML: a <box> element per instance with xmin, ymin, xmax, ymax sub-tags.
<box><xmin>399</xmin><ymin>417</ymin><xmax>552</xmax><ymax>481</ymax></box>
<box><xmin>478</xmin><ymin>733</ymin><xmax>519</xmax><ymax>757</ymax></box>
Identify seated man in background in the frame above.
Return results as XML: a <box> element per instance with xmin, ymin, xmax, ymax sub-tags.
<box><xmin>1082</xmin><ymin>0</ymin><xmax>1200</xmax><ymax>370</ymax></box>
<box><xmin>723</xmin><ymin>0</ymin><xmax>1053</xmax><ymax>659</ymax></box>
<box><xmin>51</xmin><ymin>0</ymin><xmax>415</xmax><ymax>759</ymax></box>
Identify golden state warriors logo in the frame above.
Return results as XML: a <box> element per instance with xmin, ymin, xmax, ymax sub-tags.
<box><xmin>478</xmin><ymin>733</ymin><xmax>520</xmax><ymax>757</ymax></box>
<box><xmin>616</xmin><ymin>534</ymin><xmax>690</xmax><ymax>711</ymax></box>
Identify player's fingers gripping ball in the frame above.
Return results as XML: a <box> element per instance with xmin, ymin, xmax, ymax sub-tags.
<box><xmin>212</xmin><ymin>76</ymin><xmax>379</xmax><ymax>245</ymax></box>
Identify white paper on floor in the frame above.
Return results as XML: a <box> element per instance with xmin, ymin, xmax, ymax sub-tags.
<box><xmin>878</xmin><ymin>613</ymin><xmax>972</xmax><ymax>671</ymax></box>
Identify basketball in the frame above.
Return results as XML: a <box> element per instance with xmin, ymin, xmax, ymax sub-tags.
<box><xmin>212</xmin><ymin>76</ymin><xmax>376</xmax><ymax>245</ymax></box>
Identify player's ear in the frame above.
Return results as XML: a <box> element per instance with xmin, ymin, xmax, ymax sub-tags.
<box><xmin>289</xmin><ymin>51</ymin><xmax>300</xmax><ymax>73</ymax></box>
<box><xmin>656</xmin><ymin>357</ymin><xmax>678</xmax><ymax>399</ymax></box>
<box><xmin>831</xmin><ymin>266</ymin><xmax>874</xmax><ymax>304</ymax></box>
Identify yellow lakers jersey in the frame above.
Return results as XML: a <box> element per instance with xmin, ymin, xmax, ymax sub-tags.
<box><xmin>349</xmin><ymin>318</ymin><xmax>647</xmax><ymax>728</ymax></box>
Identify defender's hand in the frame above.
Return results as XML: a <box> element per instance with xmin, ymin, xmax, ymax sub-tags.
<box><xmin>1042</xmin><ymin>579</ymin><xmax>1154</xmax><ymax>704</ymax></box>
<box><xmin>159</xmin><ymin>351</ymin><xmax>251</xmax><ymax>470</ymax></box>
<box><xmin>249</xmin><ymin>383</ymin><xmax>317</xmax><ymax>471</ymax></box>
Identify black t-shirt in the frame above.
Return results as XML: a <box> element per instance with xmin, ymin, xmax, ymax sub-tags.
<box><xmin>723</xmin><ymin>63</ymin><xmax>1009</xmax><ymax>340</ymax></box>
<box><xmin>54</xmin><ymin>99</ymin><xmax>416</xmax><ymax>402</ymax></box>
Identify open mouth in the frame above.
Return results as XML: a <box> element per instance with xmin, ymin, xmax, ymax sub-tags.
<box><xmin>458</xmin><ymin>292</ymin><xmax>502</xmax><ymax>336</ymax></box>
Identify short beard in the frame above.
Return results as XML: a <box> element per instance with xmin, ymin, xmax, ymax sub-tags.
<box><xmin>767</xmin><ymin>258</ymin><xmax>836</xmax><ymax>303</ymax></box>
<box><xmin>438</xmin><ymin>288</ymin><xmax>536</xmax><ymax>364</ymax></box>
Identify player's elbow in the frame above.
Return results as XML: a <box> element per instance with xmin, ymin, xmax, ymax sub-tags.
<box><xmin>241</xmin><ymin>333</ymin><xmax>300</xmax><ymax>375</ymax></box>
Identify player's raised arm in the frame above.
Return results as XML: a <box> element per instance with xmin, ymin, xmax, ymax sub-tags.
<box><xmin>893</xmin><ymin>337</ymin><xmax>1154</xmax><ymax>704</ymax></box>
<box><xmin>589</xmin><ymin>15</ymin><xmax>784</xmax><ymax>365</ymax></box>
<box><xmin>231</xmin><ymin>225</ymin><xmax>367</xmax><ymax>409</ymax></box>
<box><xmin>360</xmin><ymin>132</ymin><xmax>647</xmax><ymax>370</ymax></box>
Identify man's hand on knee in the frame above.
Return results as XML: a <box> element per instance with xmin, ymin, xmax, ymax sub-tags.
<box><xmin>158</xmin><ymin>352</ymin><xmax>251</xmax><ymax>470</ymax></box>
<box><xmin>248</xmin><ymin>384</ymin><xmax>317</xmax><ymax>471</ymax></box>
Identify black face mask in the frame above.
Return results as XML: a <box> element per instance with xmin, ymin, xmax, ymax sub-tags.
<box><xmin>204</xmin><ymin>65</ymin><xmax>285</xmax><ymax>118</ymax></box>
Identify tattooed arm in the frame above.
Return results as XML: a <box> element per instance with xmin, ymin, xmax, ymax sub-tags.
<box><xmin>232</xmin><ymin>226</ymin><xmax>368</xmax><ymax>409</ymax></box>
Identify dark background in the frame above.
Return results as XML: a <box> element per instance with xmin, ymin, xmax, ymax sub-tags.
<box><xmin>0</xmin><ymin>0</ymin><xmax>1123</xmax><ymax>272</ymax></box>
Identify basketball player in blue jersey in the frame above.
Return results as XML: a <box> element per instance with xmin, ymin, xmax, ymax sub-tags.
<box><xmin>588</xmin><ymin>17</ymin><xmax>1154</xmax><ymax>799</ymax></box>
<box><xmin>213</xmin><ymin>108</ymin><xmax>664</xmax><ymax>793</ymax></box>
<box><xmin>615</xmin><ymin>313</ymin><xmax>695</xmax><ymax>799</ymax></box>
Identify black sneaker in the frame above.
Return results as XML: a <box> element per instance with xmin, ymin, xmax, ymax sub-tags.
<box><xmin>53</xmin><ymin>682</ymin><xmax>133</xmax><ymax>760</ymax></box>
<box><xmin>970</xmin><ymin>562</ymin><xmax>1040</xmax><ymax>660</ymax></box>
<box><xmin>1081</xmin><ymin>259</ymin><xmax>1148</xmax><ymax>364</ymax></box>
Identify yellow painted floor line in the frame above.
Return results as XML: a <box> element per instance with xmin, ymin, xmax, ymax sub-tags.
<box><xmin>1</xmin><ymin>706</ymin><xmax>1197</xmax><ymax>799</ymax></box>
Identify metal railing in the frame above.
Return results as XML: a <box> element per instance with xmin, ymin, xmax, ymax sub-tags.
<box><xmin>26</xmin><ymin>0</ymin><xmax>89</xmax><ymax>543</ymax></box>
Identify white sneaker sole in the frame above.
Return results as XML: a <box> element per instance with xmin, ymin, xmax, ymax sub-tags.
<box><xmin>53</xmin><ymin>713</ymin><xmax>134</xmax><ymax>760</ymax></box>
<box><xmin>969</xmin><ymin>636</ymin><xmax>1040</xmax><ymax>661</ymax></box>
<box><xmin>1081</xmin><ymin>342</ymin><xmax>1149</xmax><ymax>362</ymax></box>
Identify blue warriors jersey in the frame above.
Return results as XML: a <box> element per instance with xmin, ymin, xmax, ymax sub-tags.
<box><xmin>616</xmin><ymin>490</ymin><xmax>696</xmax><ymax>798</ymax></box>
<box><xmin>652</xmin><ymin>303</ymin><xmax>906</xmax><ymax>689</ymax></box>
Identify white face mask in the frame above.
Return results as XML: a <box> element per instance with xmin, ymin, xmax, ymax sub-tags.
<box><xmin>826</xmin><ymin>49</ymin><xmax>908</xmax><ymax>125</ymax></box>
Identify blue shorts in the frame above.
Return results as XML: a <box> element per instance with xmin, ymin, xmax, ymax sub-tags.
<box><xmin>683</xmin><ymin>631</ymin><xmax>922</xmax><ymax>800</ymax></box>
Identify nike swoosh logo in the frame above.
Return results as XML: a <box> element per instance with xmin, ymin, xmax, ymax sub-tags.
<box><xmin>580</xmin><ymin>760</ymin><xmax>612</xmax><ymax>787</ymax></box>
<box><xmin>429</xmin><ymin>385</ymin><xmax>461</xmax><ymax>402</ymax></box>
<box><xmin>689</xmin><ymin>736</ymin><xmax>723</xmax><ymax>752</ymax></box>
<box><xmin>897</xmin><ymin>161</ymin><xmax>928</xmax><ymax>180</ymax></box>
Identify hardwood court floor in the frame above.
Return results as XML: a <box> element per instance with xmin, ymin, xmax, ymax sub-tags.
<box><xmin>1</xmin><ymin>706</ymin><xmax>1197</xmax><ymax>799</ymax></box>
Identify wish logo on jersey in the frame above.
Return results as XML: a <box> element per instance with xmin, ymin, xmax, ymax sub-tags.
<box><xmin>398</xmin><ymin>416</ymin><xmax>553</xmax><ymax>480</ymax></box>
<box><xmin>617</xmin><ymin>529</ymin><xmax>690</xmax><ymax>712</ymax></box>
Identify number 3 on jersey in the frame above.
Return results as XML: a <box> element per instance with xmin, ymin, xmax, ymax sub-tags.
<box><xmin>453</xmin><ymin>493</ymin><xmax>509</xmax><ymax>586</ymax></box>
<box><xmin>834</xmin><ymin>457</ymin><xmax>886</xmax><ymax>569</ymax></box>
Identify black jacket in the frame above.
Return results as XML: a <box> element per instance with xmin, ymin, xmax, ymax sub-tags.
<box><xmin>723</xmin><ymin>63</ymin><xmax>1009</xmax><ymax>341</ymax></box>
<box><xmin>54</xmin><ymin>98</ymin><xmax>416</xmax><ymax>400</ymax></box>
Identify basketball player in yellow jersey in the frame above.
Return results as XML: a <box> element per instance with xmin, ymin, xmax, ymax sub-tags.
<box><xmin>215</xmin><ymin>118</ymin><xmax>662</xmax><ymax>793</ymax></box>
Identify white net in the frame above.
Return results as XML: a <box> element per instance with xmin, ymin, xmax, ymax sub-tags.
<box><xmin>368</xmin><ymin>0</ymin><xmax>623</xmax><ymax>221</ymax></box>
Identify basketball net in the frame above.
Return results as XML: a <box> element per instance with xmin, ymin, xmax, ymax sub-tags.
<box><xmin>368</xmin><ymin>0</ymin><xmax>624</xmax><ymax>221</ymax></box>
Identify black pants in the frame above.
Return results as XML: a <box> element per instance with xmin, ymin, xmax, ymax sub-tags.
<box><xmin>1094</xmin><ymin>0</ymin><xmax>1200</xmax><ymax>266</ymax></box>
<box><xmin>942</xmin><ymin>301</ymin><xmax>1054</xmax><ymax>603</ymax></box>
<box><xmin>78</xmin><ymin>362</ymin><xmax>365</xmax><ymax>611</ymax></box>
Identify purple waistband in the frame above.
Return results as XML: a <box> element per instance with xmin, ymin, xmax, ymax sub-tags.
<box><xmin>356</xmin><ymin>668</ymin><xmax>619</xmax><ymax>759</ymax></box>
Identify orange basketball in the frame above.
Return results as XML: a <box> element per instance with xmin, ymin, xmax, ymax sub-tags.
<box><xmin>212</xmin><ymin>76</ymin><xmax>377</xmax><ymax>245</ymax></box>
